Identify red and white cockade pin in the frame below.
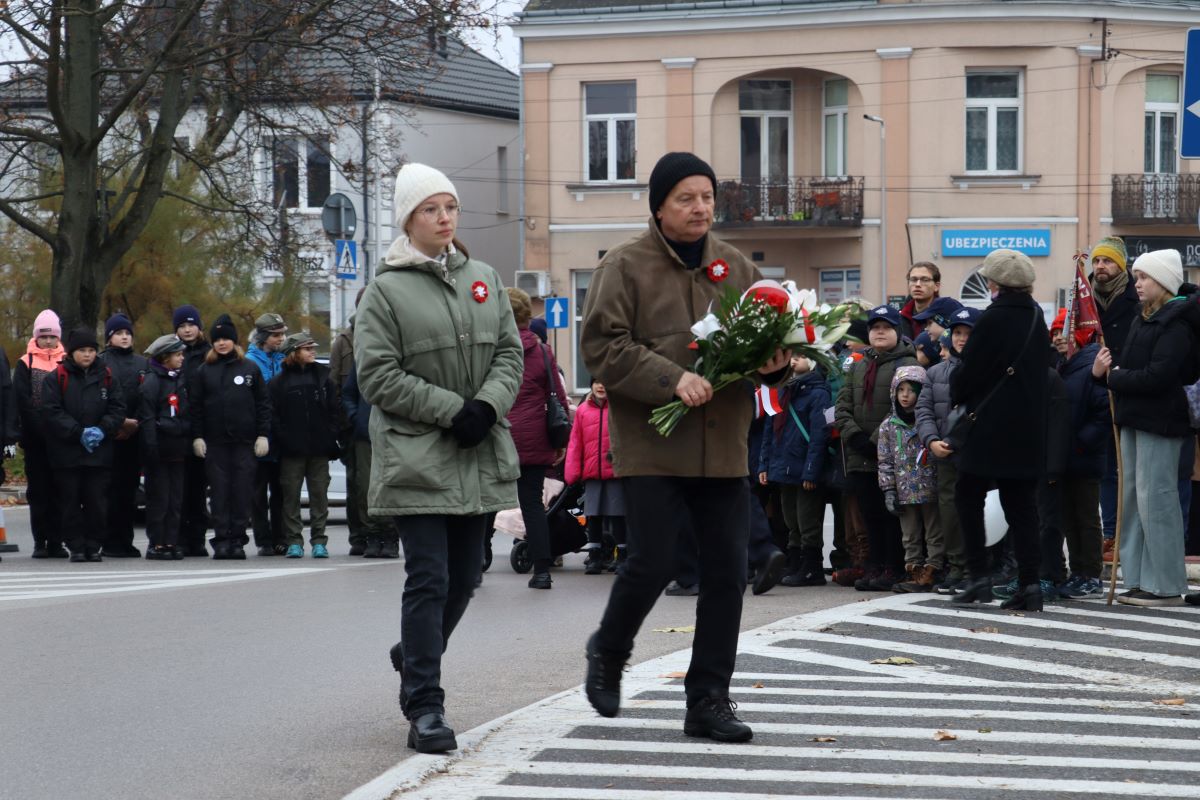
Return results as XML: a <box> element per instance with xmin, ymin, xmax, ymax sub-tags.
<box><xmin>706</xmin><ymin>259</ymin><xmax>730</xmax><ymax>283</ymax></box>
<box><xmin>471</xmin><ymin>281</ymin><xmax>489</xmax><ymax>302</ymax></box>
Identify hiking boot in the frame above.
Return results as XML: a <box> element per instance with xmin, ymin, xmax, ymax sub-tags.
<box><xmin>865</xmin><ymin>567</ymin><xmax>900</xmax><ymax>592</ymax></box>
<box><xmin>895</xmin><ymin>564</ymin><xmax>935</xmax><ymax>593</ymax></box>
<box><xmin>751</xmin><ymin>550</ymin><xmax>787</xmax><ymax>595</ymax></box>
<box><xmin>892</xmin><ymin>563</ymin><xmax>921</xmax><ymax>594</ymax></box>
<box><xmin>380</xmin><ymin>539</ymin><xmax>400</xmax><ymax>559</ymax></box>
<box><xmin>583</xmin><ymin>548</ymin><xmax>607</xmax><ymax>575</ymax></box>
<box><xmin>683</xmin><ymin>696</ymin><xmax>753</xmax><ymax>743</ymax></box>
<box><xmin>778</xmin><ymin>547</ymin><xmax>804</xmax><ymax>583</ymax></box>
<box><xmin>783</xmin><ymin>548</ymin><xmax>827</xmax><ymax>587</ymax></box>
<box><xmin>853</xmin><ymin>566</ymin><xmax>881</xmax><ymax>591</ymax></box>
<box><xmin>1102</xmin><ymin>538</ymin><xmax>1115</xmax><ymax>563</ymax></box>
<box><xmin>363</xmin><ymin>538</ymin><xmax>383</xmax><ymax>558</ymax></box>
<box><xmin>584</xmin><ymin>632</ymin><xmax>624</xmax><ymax>717</ymax></box>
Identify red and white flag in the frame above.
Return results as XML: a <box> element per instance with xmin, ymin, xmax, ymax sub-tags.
<box><xmin>1067</xmin><ymin>255</ymin><xmax>1102</xmax><ymax>357</ymax></box>
<box><xmin>756</xmin><ymin>385</ymin><xmax>784</xmax><ymax>417</ymax></box>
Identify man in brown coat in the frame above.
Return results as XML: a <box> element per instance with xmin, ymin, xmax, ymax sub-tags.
<box><xmin>580</xmin><ymin>152</ymin><xmax>789</xmax><ymax>743</ymax></box>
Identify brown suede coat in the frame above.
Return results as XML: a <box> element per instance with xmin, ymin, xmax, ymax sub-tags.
<box><xmin>580</xmin><ymin>219</ymin><xmax>768</xmax><ymax>478</ymax></box>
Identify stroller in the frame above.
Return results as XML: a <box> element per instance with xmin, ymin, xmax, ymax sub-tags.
<box><xmin>498</xmin><ymin>479</ymin><xmax>589</xmax><ymax>573</ymax></box>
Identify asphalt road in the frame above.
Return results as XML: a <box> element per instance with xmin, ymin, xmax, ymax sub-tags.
<box><xmin>0</xmin><ymin>506</ymin><xmax>856</xmax><ymax>800</ymax></box>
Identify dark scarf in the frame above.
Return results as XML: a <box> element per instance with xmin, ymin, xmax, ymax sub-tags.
<box><xmin>862</xmin><ymin>355</ymin><xmax>881</xmax><ymax>411</ymax></box>
<box><xmin>664</xmin><ymin>233</ymin><xmax>707</xmax><ymax>270</ymax></box>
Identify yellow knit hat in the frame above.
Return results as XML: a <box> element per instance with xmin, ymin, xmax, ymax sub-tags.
<box><xmin>1090</xmin><ymin>236</ymin><xmax>1127</xmax><ymax>271</ymax></box>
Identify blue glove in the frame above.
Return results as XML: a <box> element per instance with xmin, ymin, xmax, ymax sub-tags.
<box><xmin>81</xmin><ymin>426</ymin><xmax>104</xmax><ymax>453</ymax></box>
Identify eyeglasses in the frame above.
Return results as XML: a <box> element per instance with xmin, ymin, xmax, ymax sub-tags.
<box><xmin>908</xmin><ymin>276</ymin><xmax>936</xmax><ymax>285</ymax></box>
<box><xmin>416</xmin><ymin>203</ymin><xmax>461</xmax><ymax>221</ymax></box>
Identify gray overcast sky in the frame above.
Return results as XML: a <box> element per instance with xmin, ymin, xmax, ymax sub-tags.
<box><xmin>463</xmin><ymin>0</ymin><xmax>523</xmax><ymax>71</ymax></box>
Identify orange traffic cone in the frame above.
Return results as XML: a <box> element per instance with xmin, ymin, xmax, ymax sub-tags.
<box><xmin>0</xmin><ymin>505</ymin><xmax>15</xmax><ymax>552</ymax></box>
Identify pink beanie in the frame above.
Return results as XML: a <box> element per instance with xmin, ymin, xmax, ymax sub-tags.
<box><xmin>33</xmin><ymin>309</ymin><xmax>61</xmax><ymax>338</ymax></box>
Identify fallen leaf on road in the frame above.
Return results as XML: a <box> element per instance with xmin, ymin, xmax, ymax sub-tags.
<box><xmin>652</xmin><ymin>626</ymin><xmax>696</xmax><ymax>633</ymax></box>
<box><xmin>809</xmin><ymin>736</ymin><xmax>837</xmax><ymax>743</ymax></box>
<box><xmin>1153</xmin><ymin>698</ymin><xmax>1187</xmax><ymax>706</ymax></box>
<box><xmin>934</xmin><ymin>730</ymin><xmax>957</xmax><ymax>741</ymax></box>
<box><xmin>660</xmin><ymin>671</ymin><xmax>687</xmax><ymax>679</ymax></box>
<box><xmin>870</xmin><ymin>656</ymin><xmax>917</xmax><ymax>665</ymax></box>
<box><xmin>752</xmin><ymin>681</ymin><xmax>765</xmax><ymax>689</ymax></box>
<box><xmin>969</xmin><ymin>626</ymin><xmax>1000</xmax><ymax>634</ymax></box>
<box><xmin>977</xmin><ymin>728</ymin><xmax>992</xmax><ymax>733</ymax></box>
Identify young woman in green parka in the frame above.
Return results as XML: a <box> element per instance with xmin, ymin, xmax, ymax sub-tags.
<box><xmin>354</xmin><ymin>164</ymin><xmax>523</xmax><ymax>754</ymax></box>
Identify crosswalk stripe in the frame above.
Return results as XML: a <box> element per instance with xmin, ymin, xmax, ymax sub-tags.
<box><xmin>542</xmin><ymin>737</ymin><xmax>1200</xmax><ymax>771</ymax></box>
<box><xmin>471</xmin><ymin>791</ymin><xmax>953</xmax><ymax>800</ymax></box>
<box><xmin>513</xmin><ymin>762</ymin><xmax>1200</xmax><ymax>797</ymax></box>
<box><xmin>574</xmin><ymin>716</ymin><xmax>1200</xmax><ymax>751</ymax></box>
<box><xmin>1044</xmin><ymin>603</ymin><xmax>1200</xmax><ymax>631</ymax></box>
<box><xmin>0</xmin><ymin>567</ymin><xmax>331</xmax><ymax>601</ymax></box>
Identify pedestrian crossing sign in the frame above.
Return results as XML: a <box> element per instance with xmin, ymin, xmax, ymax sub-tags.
<box><xmin>335</xmin><ymin>239</ymin><xmax>357</xmax><ymax>280</ymax></box>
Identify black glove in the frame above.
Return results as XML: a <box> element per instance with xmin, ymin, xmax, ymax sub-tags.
<box><xmin>848</xmin><ymin>432</ymin><xmax>875</xmax><ymax>459</ymax></box>
<box><xmin>450</xmin><ymin>399</ymin><xmax>497</xmax><ymax>449</ymax></box>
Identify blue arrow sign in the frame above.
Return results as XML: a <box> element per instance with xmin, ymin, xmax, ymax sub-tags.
<box><xmin>335</xmin><ymin>239</ymin><xmax>357</xmax><ymax>280</ymax></box>
<box><xmin>1182</xmin><ymin>28</ymin><xmax>1200</xmax><ymax>158</ymax></box>
<box><xmin>544</xmin><ymin>296</ymin><xmax>569</xmax><ymax>329</ymax></box>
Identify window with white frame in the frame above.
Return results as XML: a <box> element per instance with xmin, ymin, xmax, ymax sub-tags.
<box><xmin>572</xmin><ymin>270</ymin><xmax>593</xmax><ymax>393</ymax></box>
<box><xmin>272</xmin><ymin>135</ymin><xmax>331</xmax><ymax>209</ymax></box>
<box><xmin>585</xmin><ymin>83</ymin><xmax>636</xmax><ymax>182</ymax></box>
<box><xmin>965</xmin><ymin>72</ymin><xmax>1022</xmax><ymax>173</ymax></box>
<box><xmin>823</xmin><ymin>79</ymin><xmax>849</xmax><ymax>178</ymax></box>
<box><xmin>1145</xmin><ymin>74</ymin><xmax>1180</xmax><ymax>174</ymax></box>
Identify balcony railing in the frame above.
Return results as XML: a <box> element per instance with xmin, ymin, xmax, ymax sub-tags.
<box><xmin>1112</xmin><ymin>174</ymin><xmax>1200</xmax><ymax>225</ymax></box>
<box><xmin>713</xmin><ymin>177</ymin><xmax>864</xmax><ymax>229</ymax></box>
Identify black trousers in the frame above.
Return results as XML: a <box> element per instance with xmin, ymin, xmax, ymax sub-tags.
<box><xmin>747</xmin><ymin>478</ymin><xmax>782</xmax><ymax>569</ymax></box>
<box><xmin>23</xmin><ymin>437</ymin><xmax>61</xmax><ymax>549</ymax></box>
<box><xmin>956</xmin><ymin>470</ymin><xmax>1041</xmax><ymax>586</ymax></box>
<box><xmin>105</xmin><ymin>437</ymin><xmax>141</xmax><ymax>552</ymax></box>
<box><xmin>252</xmin><ymin>459</ymin><xmax>284</xmax><ymax>549</ymax></box>
<box><xmin>849</xmin><ymin>471</ymin><xmax>904</xmax><ymax>571</ymax></box>
<box><xmin>206</xmin><ymin>442</ymin><xmax>256</xmax><ymax>547</ymax></box>
<box><xmin>594</xmin><ymin>476</ymin><xmax>749</xmax><ymax>706</ymax></box>
<box><xmin>394</xmin><ymin>514</ymin><xmax>486</xmax><ymax>719</ymax></box>
<box><xmin>517</xmin><ymin>465</ymin><xmax>551</xmax><ymax>568</ymax></box>
<box><xmin>180</xmin><ymin>454</ymin><xmax>209</xmax><ymax>552</ymax></box>
<box><xmin>59</xmin><ymin>466</ymin><xmax>111</xmax><ymax>555</ymax></box>
<box><xmin>145</xmin><ymin>459</ymin><xmax>185</xmax><ymax>549</ymax></box>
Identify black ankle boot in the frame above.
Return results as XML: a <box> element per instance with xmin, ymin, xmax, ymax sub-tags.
<box><xmin>584</xmin><ymin>632</ymin><xmax>624</xmax><ymax>717</ymax></box>
<box><xmin>952</xmin><ymin>576</ymin><xmax>994</xmax><ymax>604</ymax></box>
<box><xmin>407</xmin><ymin>712</ymin><xmax>457</xmax><ymax>753</ymax></box>
<box><xmin>1000</xmin><ymin>583</ymin><xmax>1044</xmax><ymax>612</ymax></box>
<box><xmin>363</xmin><ymin>538</ymin><xmax>382</xmax><ymax>558</ymax></box>
<box><xmin>389</xmin><ymin>641</ymin><xmax>409</xmax><ymax>709</ymax></box>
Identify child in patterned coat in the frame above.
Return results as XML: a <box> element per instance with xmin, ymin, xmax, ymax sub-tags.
<box><xmin>876</xmin><ymin>365</ymin><xmax>942</xmax><ymax>592</ymax></box>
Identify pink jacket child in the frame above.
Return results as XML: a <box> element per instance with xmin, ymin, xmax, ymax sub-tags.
<box><xmin>565</xmin><ymin>392</ymin><xmax>616</xmax><ymax>485</ymax></box>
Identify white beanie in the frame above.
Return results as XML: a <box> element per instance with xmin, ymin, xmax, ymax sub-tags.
<box><xmin>1131</xmin><ymin>248</ymin><xmax>1184</xmax><ymax>295</ymax></box>
<box><xmin>392</xmin><ymin>163</ymin><xmax>458</xmax><ymax>230</ymax></box>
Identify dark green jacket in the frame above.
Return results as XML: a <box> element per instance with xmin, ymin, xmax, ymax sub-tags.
<box><xmin>834</xmin><ymin>341</ymin><xmax>917</xmax><ymax>473</ymax></box>
<box><xmin>353</xmin><ymin>245</ymin><xmax>522</xmax><ymax>516</ymax></box>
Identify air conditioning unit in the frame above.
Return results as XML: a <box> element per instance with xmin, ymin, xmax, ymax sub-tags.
<box><xmin>514</xmin><ymin>270</ymin><xmax>552</xmax><ymax>298</ymax></box>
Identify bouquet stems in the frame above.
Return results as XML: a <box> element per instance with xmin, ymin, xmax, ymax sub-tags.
<box><xmin>649</xmin><ymin>374</ymin><xmax>747</xmax><ymax>437</ymax></box>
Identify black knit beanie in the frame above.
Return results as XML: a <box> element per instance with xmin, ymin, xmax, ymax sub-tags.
<box><xmin>210</xmin><ymin>313</ymin><xmax>239</xmax><ymax>344</ymax></box>
<box><xmin>648</xmin><ymin>152</ymin><xmax>717</xmax><ymax>215</ymax></box>
<box><xmin>66</xmin><ymin>326</ymin><xmax>99</xmax><ymax>354</ymax></box>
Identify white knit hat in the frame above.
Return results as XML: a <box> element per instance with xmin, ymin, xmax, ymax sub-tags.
<box><xmin>1131</xmin><ymin>248</ymin><xmax>1184</xmax><ymax>295</ymax></box>
<box><xmin>392</xmin><ymin>163</ymin><xmax>458</xmax><ymax>230</ymax></box>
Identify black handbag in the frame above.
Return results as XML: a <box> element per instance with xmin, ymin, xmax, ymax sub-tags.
<box><xmin>540</xmin><ymin>344</ymin><xmax>571</xmax><ymax>449</ymax></box>
<box><xmin>943</xmin><ymin>308</ymin><xmax>1040</xmax><ymax>452</ymax></box>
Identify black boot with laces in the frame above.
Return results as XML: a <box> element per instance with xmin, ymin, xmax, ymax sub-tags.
<box><xmin>584</xmin><ymin>632</ymin><xmax>624</xmax><ymax>717</ymax></box>
<box><xmin>684</xmin><ymin>695</ymin><xmax>753</xmax><ymax>742</ymax></box>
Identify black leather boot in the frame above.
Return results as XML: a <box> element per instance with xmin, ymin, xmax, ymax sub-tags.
<box><xmin>1000</xmin><ymin>583</ymin><xmax>1044</xmax><ymax>612</ymax></box>
<box><xmin>951</xmin><ymin>576</ymin><xmax>994</xmax><ymax>604</ymax></box>
<box><xmin>584</xmin><ymin>632</ymin><xmax>623</xmax><ymax>717</ymax></box>
<box><xmin>389</xmin><ymin>641</ymin><xmax>409</xmax><ymax>710</ymax></box>
<box><xmin>684</xmin><ymin>695</ymin><xmax>753</xmax><ymax>743</ymax></box>
<box><xmin>407</xmin><ymin>712</ymin><xmax>457</xmax><ymax>753</ymax></box>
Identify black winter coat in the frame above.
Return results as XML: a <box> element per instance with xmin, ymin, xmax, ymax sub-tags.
<box><xmin>0</xmin><ymin>348</ymin><xmax>17</xmax><ymax>447</ymax></box>
<box><xmin>1091</xmin><ymin>273</ymin><xmax>1140</xmax><ymax>360</ymax></box>
<box><xmin>951</xmin><ymin>291</ymin><xmax>1049</xmax><ymax>480</ymax></box>
<box><xmin>13</xmin><ymin>356</ymin><xmax>56</xmax><ymax>444</ymax></box>
<box><xmin>1044</xmin><ymin>366</ymin><xmax>1070</xmax><ymax>481</ymax></box>
<box><xmin>139</xmin><ymin>362</ymin><xmax>191</xmax><ymax>463</ymax></box>
<box><xmin>190</xmin><ymin>352</ymin><xmax>270</xmax><ymax>445</ymax></box>
<box><xmin>182</xmin><ymin>339</ymin><xmax>212</xmax><ymax>387</ymax></box>
<box><xmin>1107</xmin><ymin>295</ymin><xmax>1200</xmax><ymax>438</ymax></box>
<box><xmin>341</xmin><ymin>362</ymin><xmax>372</xmax><ymax>443</ymax></box>
<box><xmin>269</xmin><ymin>362</ymin><xmax>341</xmax><ymax>458</ymax></box>
<box><xmin>1058</xmin><ymin>343</ymin><xmax>1112</xmax><ymax>477</ymax></box>
<box><xmin>39</xmin><ymin>358</ymin><xmax>126</xmax><ymax>469</ymax></box>
<box><xmin>99</xmin><ymin>346</ymin><xmax>149</xmax><ymax>419</ymax></box>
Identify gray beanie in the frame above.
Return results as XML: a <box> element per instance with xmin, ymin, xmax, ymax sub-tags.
<box><xmin>978</xmin><ymin>248</ymin><xmax>1036</xmax><ymax>289</ymax></box>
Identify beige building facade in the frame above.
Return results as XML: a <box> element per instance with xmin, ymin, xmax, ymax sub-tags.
<box><xmin>514</xmin><ymin>0</ymin><xmax>1200</xmax><ymax>393</ymax></box>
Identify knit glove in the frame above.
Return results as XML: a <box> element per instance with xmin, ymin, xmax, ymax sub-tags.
<box><xmin>450</xmin><ymin>399</ymin><xmax>497</xmax><ymax>449</ymax></box>
<box><xmin>80</xmin><ymin>427</ymin><xmax>104</xmax><ymax>453</ymax></box>
<box><xmin>3</xmin><ymin>445</ymin><xmax>15</xmax><ymax>459</ymax></box>
<box><xmin>883</xmin><ymin>490</ymin><xmax>900</xmax><ymax>516</ymax></box>
<box><xmin>848</xmin><ymin>432</ymin><xmax>875</xmax><ymax>459</ymax></box>
<box><xmin>254</xmin><ymin>436</ymin><xmax>270</xmax><ymax>458</ymax></box>
<box><xmin>193</xmin><ymin>438</ymin><xmax>207</xmax><ymax>459</ymax></box>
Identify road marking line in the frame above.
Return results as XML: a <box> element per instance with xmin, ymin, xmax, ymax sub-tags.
<box><xmin>542</xmin><ymin>737</ymin><xmax>1200</xmax><ymax>771</ymax></box>
<box><xmin>0</xmin><ymin>568</ymin><xmax>333</xmax><ymax>601</ymax></box>
<box><xmin>890</xmin><ymin>604</ymin><xmax>1200</xmax><ymax>646</ymax></box>
<box><xmin>575</xmin><ymin>716</ymin><xmax>1200</xmax><ymax>750</ymax></box>
<box><xmin>462</xmin><ymin>791</ymin><xmax>951</xmax><ymax>800</ymax></box>
<box><xmin>1044</xmin><ymin>603</ymin><xmax>1200</xmax><ymax>631</ymax></box>
<box><xmin>727</xmin><ymin>673</ymin><xmax>1159</xmax><ymax>693</ymax></box>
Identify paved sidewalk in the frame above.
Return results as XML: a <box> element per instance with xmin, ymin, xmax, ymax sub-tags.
<box><xmin>347</xmin><ymin>591</ymin><xmax>1200</xmax><ymax>800</ymax></box>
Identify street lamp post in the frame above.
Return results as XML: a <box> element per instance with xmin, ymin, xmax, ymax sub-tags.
<box><xmin>864</xmin><ymin>114</ymin><xmax>887</xmax><ymax>304</ymax></box>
